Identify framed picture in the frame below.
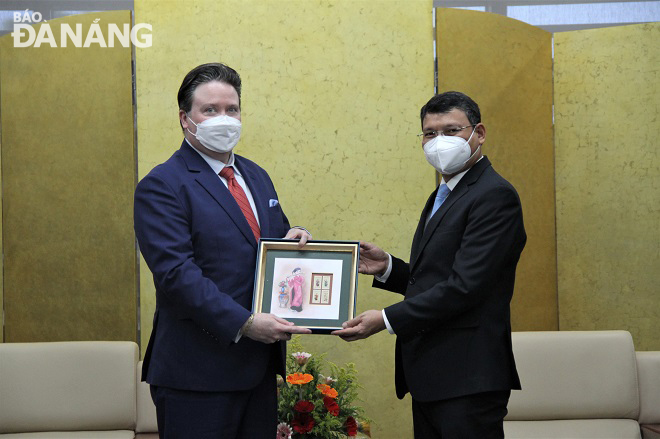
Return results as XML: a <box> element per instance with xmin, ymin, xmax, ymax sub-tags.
<box><xmin>252</xmin><ymin>239</ymin><xmax>359</xmax><ymax>334</ymax></box>
<box><xmin>310</xmin><ymin>273</ymin><xmax>333</xmax><ymax>305</ymax></box>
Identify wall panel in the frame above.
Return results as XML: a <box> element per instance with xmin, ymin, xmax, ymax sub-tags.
<box><xmin>0</xmin><ymin>84</ymin><xmax>3</xmax><ymax>342</ymax></box>
<box><xmin>0</xmin><ymin>11</ymin><xmax>137</xmax><ymax>342</ymax></box>
<box><xmin>134</xmin><ymin>1</ymin><xmax>432</xmax><ymax>437</ymax></box>
<box><xmin>436</xmin><ymin>9</ymin><xmax>557</xmax><ymax>331</ymax></box>
<box><xmin>554</xmin><ymin>23</ymin><xmax>660</xmax><ymax>350</ymax></box>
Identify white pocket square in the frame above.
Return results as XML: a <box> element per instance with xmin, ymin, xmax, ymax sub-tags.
<box><xmin>269</xmin><ymin>199</ymin><xmax>279</xmax><ymax>207</ymax></box>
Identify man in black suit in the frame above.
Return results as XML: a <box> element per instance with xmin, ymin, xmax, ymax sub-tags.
<box><xmin>333</xmin><ymin>91</ymin><xmax>526</xmax><ymax>438</ymax></box>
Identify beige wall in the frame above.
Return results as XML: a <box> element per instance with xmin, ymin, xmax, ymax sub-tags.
<box><xmin>134</xmin><ymin>1</ymin><xmax>433</xmax><ymax>437</ymax></box>
<box><xmin>554</xmin><ymin>23</ymin><xmax>660</xmax><ymax>350</ymax></box>
<box><xmin>436</xmin><ymin>9</ymin><xmax>558</xmax><ymax>331</ymax></box>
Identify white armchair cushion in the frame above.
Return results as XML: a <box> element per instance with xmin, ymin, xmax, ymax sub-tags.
<box><xmin>0</xmin><ymin>432</ymin><xmax>135</xmax><ymax>438</ymax></box>
<box><xmin>505</xmin><ymin>419</ymin><xmax>642</xmax><ymax>439</ymax></box>
<box><xmin>506</xmin><ymin>331</ymin><xmax>639</xmax><ymax>421</ymax></box>
<box><xmin>0</xmin><ymin>341</ymin><xmax>138</xmax><ymax>434</ymax></box>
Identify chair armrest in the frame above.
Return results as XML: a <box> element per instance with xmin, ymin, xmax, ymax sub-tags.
<box><xmin>637</xmin><ymin>352</ymin><xmax>660</xmax><ymax>425</ymax></box>
<box><xmin>641</xmin><ymin>424</ymin><xmax>660</xmax><ymax>439</ymax></box>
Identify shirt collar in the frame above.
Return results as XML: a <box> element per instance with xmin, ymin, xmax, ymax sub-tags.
<box><xmin>440</xmin><ymin>156</ymin><xmax>483</xmax><ymax>191</ymax></box>
<box><xmin>185</xmin><ymin>138</ymin><xmax>241</xmax><ymax>177</ymax></box>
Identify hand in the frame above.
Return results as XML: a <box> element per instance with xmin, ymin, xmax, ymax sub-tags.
<box><xmin>246</xmin><ymin>313</ymin><xmax>311</xmax><ymax>343</ymax></box>
<box><xmin>331</xmin><ymin>310</ymin><xmax>385</xmax><ymax>342</ymax></box>
<box><xmin>284</xmin><ymin>228</ymin><xmax>312</xmax><ymax>249</ymax></box>
<box><xmin>359</xmin><ymin>241</ymin><xmax>389</xmax><ymax>276</ymax></box>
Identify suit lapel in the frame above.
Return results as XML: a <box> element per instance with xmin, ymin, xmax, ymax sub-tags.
<box><xmin>409</xmin><ymin>190</ymin><xmax>436</xmax><ymax>268</ymax></box>
<box><xmin>409</xmin><ymin>157</ymin><xmax>492</xmax><ymax>271</ymax></box>
<box><xmin>178</xmin><ymin>142</ymin><xmax>257</xmax><ymax>247</ymax></box>
<box><xmin>410</xmin><ymin>185</ymin><xmax>468</xmax><ymax>270</ymax></box>
<box><xmin>235</xmin><ymin>155</ymin><xmax>271</xmax><ymax>238</ymax></box>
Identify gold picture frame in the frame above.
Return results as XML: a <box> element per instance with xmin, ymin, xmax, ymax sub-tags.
<box><xmin>252</xmin><ymin>239</ymin><xmax>359</xmax><ymax>333</ymax></box>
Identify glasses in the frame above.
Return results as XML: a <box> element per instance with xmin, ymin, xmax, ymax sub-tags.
<box><xmin>417</xmin><ymin>125</ymin><xmax>474</xmax><ymax>139</ymax></box>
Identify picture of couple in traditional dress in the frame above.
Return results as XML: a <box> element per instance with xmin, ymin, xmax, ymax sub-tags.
<box><xmin>270</xmin><ymin>258</ymin><xmax>343</xmax><ymax>320</ymax></box>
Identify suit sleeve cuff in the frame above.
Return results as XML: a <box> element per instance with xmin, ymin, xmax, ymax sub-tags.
<box><xmin>234</xmin><ymin>314</ymin><xmax>254</xmax><ymax>343</ymax></box>
<box><xmin>382</xmin><ymin>309</ymin><xmax>395</xmax><ymax>334</ymax></box>
<box><xmin>291</xmin><ymin>226</ymin><xmax>311</xmax><ymax>239</ymax></box>
<box><xmin>374</xmin><ymin>253</ymin><xmax>393</xmax><ymax>283</ymax></box>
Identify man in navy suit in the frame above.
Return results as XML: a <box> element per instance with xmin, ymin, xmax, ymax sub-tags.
<box><xmin>334</xmin><ymin>92</ymin><xmax>526</xmax><ymax>438</ymax></box>
<box><xmin>134</xmin><ymin>63</ymin><xmax>312</xmax><ymax>439</ymax></box>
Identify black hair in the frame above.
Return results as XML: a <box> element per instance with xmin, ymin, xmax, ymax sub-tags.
<box><xmin>177</xmin><ymin>63</ymin><xmax>242</xmax><ymax>113</ymax></box>
<box><xmin>420</xmin><ymin>91</ymin><xmax>481</xmax><ymax>127</ymax></box>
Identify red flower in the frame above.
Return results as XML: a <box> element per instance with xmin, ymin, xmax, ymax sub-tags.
<box><xmin>292</xmin><ymin>412</ymin><xmax>315</xmax><ymax>434</ymax></box>
<box><xmin>345</xmin><ymin>416</ymin><xmax>358</xmax><ymax>436</ymax></box>
<box><xmin>293</xmin><ymin>400</ymin><xmax>315</xmax><ymax>413</ymax></box>
<box><xmin>323</xmin><ymin>396</ymin><xmax>340</xmax><ymax>416</ymax></box>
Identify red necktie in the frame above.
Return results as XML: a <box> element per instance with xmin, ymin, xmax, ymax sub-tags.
<box><xmin>219</xmin><ymin>167</ymin><xmax>260</xmax><ymax>242</ymax></box>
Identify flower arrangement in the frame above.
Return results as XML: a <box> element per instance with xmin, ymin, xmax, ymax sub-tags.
<box><xmin>276</xmin><ymin>337</ymin><xmax>370</xmax><ymax>439</ymax></box>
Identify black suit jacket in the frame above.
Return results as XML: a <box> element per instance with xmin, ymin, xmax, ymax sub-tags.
<box><xmin>376</xmin><ymin>157</ymin><xmax>526</xmax><ymax>402</ymax></box>
<box><xmin>134</xmin><ymin>141</ymin><xmax>290</xmax><ymax>392</ymax></box>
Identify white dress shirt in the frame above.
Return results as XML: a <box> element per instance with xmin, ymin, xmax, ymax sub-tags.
<box><xmin>186</xmin><ymin>139</ymin><xmax>260</xmax><ymax>226</ymax></box>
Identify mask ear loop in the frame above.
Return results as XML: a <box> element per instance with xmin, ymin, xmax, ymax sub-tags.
<box><xmin>186</xmin><ymin>113</ymin><xmax>199</xmax><ymax>138</ymax></box>
<box><xmin>466</xmin><ymin>125</ymin><xmax>477</xmax><ymax>143</ymax></box>
<box><xmin>463</xmin><ymin>126</ymin><xmax>481</xmax><ymax>165</ymax></box>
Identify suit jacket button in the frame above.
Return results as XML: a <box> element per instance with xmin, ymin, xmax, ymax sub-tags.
<box><xmin>409</xmin><ymin>277</ymin><xmax>416</xmax><ymax>285</ymax></box>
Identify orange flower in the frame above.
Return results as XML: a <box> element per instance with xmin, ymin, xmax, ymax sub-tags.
<box><xmin>287</xmin><ymin>373</ymin><xmax>314</xmax><ymax>385</ymax></box>
<box><xmin>317</xmin><ymin>383</ymin><xmax>339</xmax><ymax>398</ymax></box>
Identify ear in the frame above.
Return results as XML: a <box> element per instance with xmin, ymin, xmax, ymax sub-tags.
<box><xmin>179</xmin><ymin>110</ymin><xmax>189</xmax><ymax>131</ymax></box>
<box><xmin>475</xmin><ymin>123</ymin><xmax>486</xmax><ymax>145</ymax></box>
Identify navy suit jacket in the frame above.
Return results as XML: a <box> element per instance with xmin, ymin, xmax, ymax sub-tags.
<box><xmin>134</xmin><ymin>141</ymin><xmax>290</xmax><ymax>392</ymax></box>
<box><xmin>376</xmin><ymin>157</ymin><xmax>526</xmax><ymax>402</ymax></box>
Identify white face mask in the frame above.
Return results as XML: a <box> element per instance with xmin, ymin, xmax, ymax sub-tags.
<box><xmin>423</xmin><ymin>128</ymin><xmax>479</xmax><ymax>175</ymax></box>
<box><xmin>187</xmin><ymin>114</ymin><xmax>241</xmax><ymax>153</ymax></box>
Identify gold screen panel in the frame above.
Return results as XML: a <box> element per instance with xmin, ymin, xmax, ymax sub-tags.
<box><xmin>554</xmin><ymin>23</ymin><xmax>660</xmax><ymax>350</ymax></box>
<box><xmin>0</xmin><ymin>77</ymin><xmax>3</xmax><ymax>342</ymax></box>
<box><xmin>0</xmin><ymin>11</ymin><xmax>137</xmax><ymax>342</ymax></box>
<box><xmin>436</xmin><ymin>8</ymin><xmax>557</xmax><ymax>331</ymax></box>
